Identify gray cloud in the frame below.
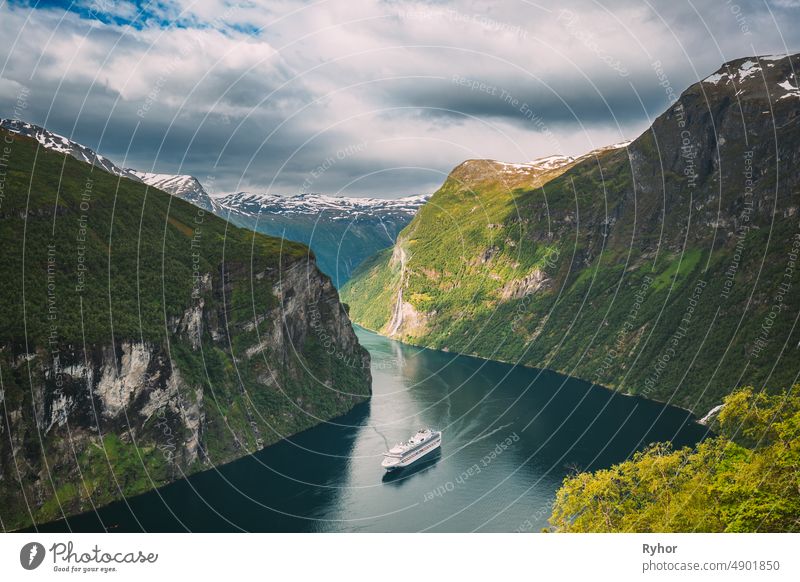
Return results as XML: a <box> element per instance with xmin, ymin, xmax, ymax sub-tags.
<box><xmin>1</xmin><ymin>0</ymin><xmax>799</xmax><ymax>198</ymax></box>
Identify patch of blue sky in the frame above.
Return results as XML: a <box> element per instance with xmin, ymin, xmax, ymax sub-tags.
<box><xmin>8</xmin><ymin>0</ymin><xmax>197</xmax><ymax>30</ymax></box>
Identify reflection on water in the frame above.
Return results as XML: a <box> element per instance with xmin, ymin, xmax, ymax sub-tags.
<box><xmin>32</xmin><ymin>326</ymin><xmax>709</xmax><ymax>532</ymax></box>
<box><xmin>381</xmin><ymin>449</ymin><xmax>442</xmax><ymax>485</ymax></box>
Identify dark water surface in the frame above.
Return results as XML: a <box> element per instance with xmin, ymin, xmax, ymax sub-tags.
<box><xmin>34</xmin><ymin>326</ymin><xmax>709</xmax><ymax>532</ymax></box>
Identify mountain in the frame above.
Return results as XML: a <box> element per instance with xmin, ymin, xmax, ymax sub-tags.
<box><xmin>0</xmin><ymin>118</ymin><xmax>223</xmax><ymax>215</ymax></box>
<box><xmin>129</xmin><ymin>170</ymin><xmax>218</xmax><ymax>212</ymax></box>
<box><xmin>0</xmin><ymin>118</ymin><xmax>142</xmax><ymax>183</ymax></box>
<box><xmin>216</xmin><ymin>191</ymin><xmax>429</xmax><ymax>286</ymax></box>
<box><xmin>341</xmin><ymin>53</ymin><xmax>800</xmax><ymax>416</ymax></box>
<box><xmin>0</xmin><ymin>118</ymin><xmax>425</xmax><ymax>286</ymax></box>
<box><xmin>0</xmin><ymin>126</ymin><xmax>371</xmax><ymax>531</ymax></box>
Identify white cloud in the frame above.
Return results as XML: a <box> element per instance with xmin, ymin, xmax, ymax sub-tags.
<box><xmin>1</xmin><ymin>0</ymin><xmax>798</xmax><ymax>197</ymax></box>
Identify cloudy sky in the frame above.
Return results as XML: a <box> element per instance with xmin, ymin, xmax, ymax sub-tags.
<box><xmin>1</xmin><ymin>0</ymin><xmax>799</xmax><ymax>198</ymax></box>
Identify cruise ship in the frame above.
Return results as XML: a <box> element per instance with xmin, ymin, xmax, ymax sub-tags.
<box><xmin>381</xmin><ymin>428</ymin><xmax>442</xmax><ymax>471</ymax></box>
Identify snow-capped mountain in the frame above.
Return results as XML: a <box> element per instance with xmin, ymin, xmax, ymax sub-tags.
<box><xmin>129</xmin><ymin>171</ymin><xmax>217</xmax><ymax>212</ymax></box>
<box><xmin>481</xmin><ymin>144</ymin><xmax>632</xmax><ymax>176</ymax></box>
<box><xmin>0</xmin><ymin>118</ymin><xmax>143</xmax><ymax>183</ymax></box>
<box><xmin>2</xmin><ymin>117</ymin><xmax>429</xmax><ymax>285</ymax></box>
<box><xmin>0</xmin><ymin>118</ymin><xmax>221</xmax><ymax>212</ymax></box>
<box><xmin>216</xmin><ymin>191</ymin><xmax>428</xmax><ymax>219</ymax></box>
<box><xmin>215</xmin><ymin>192</ymin><xmax>429</xmax><ymax>286</ymax></box>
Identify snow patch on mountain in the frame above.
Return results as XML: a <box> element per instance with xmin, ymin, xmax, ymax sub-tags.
<box><xmin>778</xmin><ymin>78</ymin><xmax>800</xmax><ymax>100</ymax></box>
<box><xmin>703</xmin><ymin>72</ymin><xmax>727</xmax><ymax>85</ymax></box>
<box><xmin>129</xmin><ymin>171</ymin><xmax>218</xmax><ymax>211</ymax></box>
<box><xmin>703</xmin><ymin>61</ymin><xmax>762</xmax><ymax>85</ymax></box>
<box><xmin>703</xmin><ymin>54</ymin><xmax>797</xmax><ymax>87</ymax></box>
<box><xmin>215</xmin><ymin>192</ymin><xmax>429</xmax><ymax>219</ymax></box>
<box><xmin>760</xmin><ymin>54</ymin><xmax>790</xmax><ymax>61</ymax></box>
<box><xmin>737</xmin><ymin>60</ymin><xmax>761</xmax><ymax>81</ymax></box>
<box><xmin>529</xmin><ymin>155</ymin><xmax>576</xmax><ymax>170</ymax></box>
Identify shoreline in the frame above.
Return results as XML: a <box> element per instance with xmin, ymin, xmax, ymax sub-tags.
<box><xmin>14</xmin><ymin>400</ymin><xmax>373</xmax><ymax>533</ymax></box>
<box><xmin>352</xmin><ymin>323</ymin><xmax>706</xmax><ymax>421</ymax></box>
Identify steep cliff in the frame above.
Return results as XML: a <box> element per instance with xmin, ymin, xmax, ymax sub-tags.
<box><xmin>342</xmin><ymin>53</ymin><xmax>800</xmax><ymax>414</ymax></box>
<box><xmin>0</xmin><ymin>127</ymin><xmax>371</xmax><ymax>531</ymax></box>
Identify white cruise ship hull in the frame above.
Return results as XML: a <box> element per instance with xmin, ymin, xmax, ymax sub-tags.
<box><xmin>382</xmin><ymin>432</ymin><xmax>441</xmax><ymax>471</ymax></box>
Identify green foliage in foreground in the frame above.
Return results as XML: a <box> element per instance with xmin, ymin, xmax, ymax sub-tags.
<box><xmin>549</xmin><ymin>387</ymin><xmax>800</xmax><ymax>532</ymax></box>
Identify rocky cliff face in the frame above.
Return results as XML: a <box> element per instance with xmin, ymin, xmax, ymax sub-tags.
<box><xmin>0</xmin><ymin>128</ymin><xmax>371</xmax><ymax>531</ymax></box>
<box><xmin>0</xmin><ymin>257</ymin><xmax>370</xmax><ymax>532</ymax></box>
<box><xmin>342</xmin><ymin>53</ymin><xmax>800</xmax><ymax>415</ymax></box>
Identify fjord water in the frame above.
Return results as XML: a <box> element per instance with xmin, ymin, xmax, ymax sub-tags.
<box><xmin>37</xmin><ymin>327</ymin><xmax>708</xmax><ymax>533</ymax></box>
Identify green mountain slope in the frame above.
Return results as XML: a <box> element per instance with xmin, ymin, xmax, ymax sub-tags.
<box><xmin>0</xmin><ymin>127</ymin><xmax>371</xmax><ymax>531</ymax></box>
<box><xmin>342</xmin><ymin>54</ymin><xmax>800</xmax><ymax>415</ymax></box>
